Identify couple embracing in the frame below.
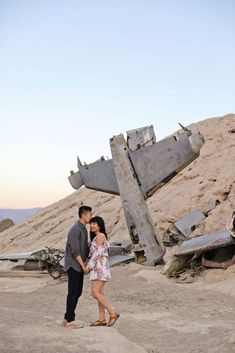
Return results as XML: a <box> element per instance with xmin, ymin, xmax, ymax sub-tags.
<box><xmin>63</xmin><ymin>205</ymin><xmax>119</xmax><ymax>329</ymax></box>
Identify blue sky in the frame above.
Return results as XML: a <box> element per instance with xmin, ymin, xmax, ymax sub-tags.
<box><xmin>0</xmin><ymin>0</ymin><xmax>234</xmax><ymax>208</ymax></box>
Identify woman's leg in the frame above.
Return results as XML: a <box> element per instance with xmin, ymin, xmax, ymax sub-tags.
<box><xmin>98</xmin><ymin>282</ymin><xmax>106</xmax><ymax>321</ymax></box>
<box><xmin>92</xmin><ymin>280</ymin><xmax>114</xmax><ymax>316</ymax></box>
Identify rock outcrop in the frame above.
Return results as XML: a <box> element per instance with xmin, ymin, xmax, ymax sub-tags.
<box><xmin>0</xmin><ymin>218</ymin><xmax>15</xmax><ymax>233</ymax></box>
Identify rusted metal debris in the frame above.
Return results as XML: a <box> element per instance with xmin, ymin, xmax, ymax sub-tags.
<box><xmin>174</xmin><ymin>210</ymin><xmax>206</xmax><ymax>237</ymax></box>
<box><xmin>174</xmin><ymin>200</ymin><xmax>221</xmax><ymax>238</ymax></box>
<box><xmin>162</xmin><ymin>229</ymin><xmax>182</xmax><ymax>247</ymax></box>
<box><xmin>109</xmin><ymin>242</ymin><xmax>133</xmax><ymax>256</ymax></box>
<box><xmin>204</xmin><ymin>199</ymin><xmax>220</xmax><ymax>216</ymax></box>
<box><xmin>0</xmin><ymin>247</ymin><xmax>65</xmax><ymax>279</ymax></box>
<box><xmin>0</xmin><ymin>242</ymin><xmax>134</xmax><ymax>279</ymax></box>
<box><xmin>175</xmin><ymin>230</ymin><xmax>233</xmax><ymax>256</ymax></box>
<box><xmin>108</xmin><ymin>255</ymin><xmax>135</xmax><ymax>267</ymax></box>
<box><xmin>202</xmin><ymin>245</ymin><xmax>235</xmax><ymax>269</ymax></box>
<box><xmin>164</xmin><ymin>211</ymin><xmax>235</xmax><ymax>277</ymax></box>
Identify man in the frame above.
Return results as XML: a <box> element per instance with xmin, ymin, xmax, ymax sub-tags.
<box><xmin>63</xmin><ymin>205</ymin><xmax>92</xmax><ymax>329</ymax></box>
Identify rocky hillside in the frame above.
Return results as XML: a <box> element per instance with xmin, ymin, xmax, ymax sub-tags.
<box><xmin>0</xmin><ymin>114</ymin><xmax>234</xmax><ymax>255</ymax></box>
<box><xmin>0</xmin><ymin>218</ymin><xmax>15</xmax><ymax>233</ymax></box>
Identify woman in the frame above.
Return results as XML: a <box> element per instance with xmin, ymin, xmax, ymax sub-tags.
<box><xmin>86</xmin><ymin>216</ymin><xmax>119</xmax><ymax>327</ymax></box>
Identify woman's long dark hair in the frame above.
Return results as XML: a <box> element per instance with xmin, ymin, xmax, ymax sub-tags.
<box><xmin>90</xmin><ymin>216</ymin><xmax>108</xmax><ymax>242</ymax></box>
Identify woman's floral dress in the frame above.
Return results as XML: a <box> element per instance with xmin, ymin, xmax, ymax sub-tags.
<box><xmin>87</xmin><ymin>237</ymin><xmax>111</xmax><ymax>281</ymax></box>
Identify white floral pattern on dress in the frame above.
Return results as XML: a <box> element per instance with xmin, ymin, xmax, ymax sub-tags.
<box><xmin>87</xmin><ymin>237</ymin><xmax>111</xmax><ymax>281</ymax></box>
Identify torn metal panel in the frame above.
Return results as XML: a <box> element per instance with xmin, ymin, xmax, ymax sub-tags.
<box><xmin>176</xmin><ymin>230</ymin><xmax>233</xmax><ymax>256</ymax></box>
<box><xmin>204</xmin><ymin>199</ymin><xmax>220</xmax><ymax>216</ymax></box>
<box><xmin>108</xmin><ymin>255</ymin><xmax>135</xmax><ymax>267</ymax></box>
<box><xmin>109</xmin><ymin>242</ymin><xmax>132</xmax><ymax>256</ymax></box>
<box><xmin>175</xmin><ymin>210</ymin><xmax>206</xmax><ymax>237</ymax></box>
<box><xmin>126</xmin><ymin>125</ymin><xmax>156</xmax><ymax>151</ymax></box>
<box><xmin>0</xmin><ymin>250</ymin><xmax>48</xmax><ymax>262</ymax></box>
<box><xmin>0</xmin><ymin>252</ymin><xmax>34</xmax><ymax>261</ymax></box>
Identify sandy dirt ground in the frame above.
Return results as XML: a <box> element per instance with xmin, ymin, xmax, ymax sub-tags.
<box><xmin>1</xmin><ymin>263</ymin><xmax>235</xmax><ymax>353</ymax></box>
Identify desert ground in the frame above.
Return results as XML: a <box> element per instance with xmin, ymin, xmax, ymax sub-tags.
<box><xmin>0</xmin><ymin>114</ymin><xmax>235</xmax><ymax>353</ymax></box>
<box><xmin>1</xmin><ymin>263</ymin><xmax>235</xmax><ymax>353</ymax></box>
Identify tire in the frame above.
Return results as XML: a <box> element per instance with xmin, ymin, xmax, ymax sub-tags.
<box><xmin>46</xmin><ymin>263</ymin><xmax>63</xmax><ymax>279</ymax></box>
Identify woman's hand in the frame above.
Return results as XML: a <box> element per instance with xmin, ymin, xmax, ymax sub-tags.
<box><xmin>82</xmin><ymin>266</ymin><xmax>90</xmax><ymax>275</ymax></box>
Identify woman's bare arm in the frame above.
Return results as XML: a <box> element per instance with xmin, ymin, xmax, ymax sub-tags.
<box><xmin>95</xmin><ymin>233</ymin><xmax>106</xmax><ymax>246</ymax></box>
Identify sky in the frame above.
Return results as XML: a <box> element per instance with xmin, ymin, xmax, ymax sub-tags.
<box><xmin>0</xmin><ymin>0</ymin><xmax>234</xmax><ymax>208</ymax></box>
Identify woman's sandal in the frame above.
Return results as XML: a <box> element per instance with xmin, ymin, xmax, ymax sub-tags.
<box><xmin>90</xmin><ymin>319</ymin><xmax>107</xmax><ymax>327</ymax></box>
<box><xmin>107</xmin><ymin>312</ymin><xmax>120</xmax><ymax>327</ymax></box>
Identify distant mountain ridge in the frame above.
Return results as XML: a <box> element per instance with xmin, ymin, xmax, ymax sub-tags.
<box><xmin>0</xmin><ymin>208</ymin><xmax>41</xmax><ymax>224</ymax></box>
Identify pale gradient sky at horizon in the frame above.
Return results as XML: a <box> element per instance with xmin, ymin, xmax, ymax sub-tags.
<box><xmin>0</xmin><ymin>0</ymin><xmax>234</xmax><ymax>208</ymax></box>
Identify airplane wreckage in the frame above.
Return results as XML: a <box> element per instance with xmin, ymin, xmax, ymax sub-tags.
<box><xmin>1</xmin><ymin>124</ymin><xmax>234</xmax><ymax>279</ymax></box>
<box><xmin>68</xmin><ymin>124</ymin><xmax>235</xmax><ymax>275</ymax></box>
<box><xmin>68</xmin><ymin>124</ymin><xmax>205</xmax><ymax>265</ymax></box>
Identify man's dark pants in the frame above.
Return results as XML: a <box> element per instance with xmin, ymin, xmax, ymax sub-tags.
<box><xmin>64</xmin><ymin>267</ymin><xmax>84</xmax><ymax>322</ymax></box>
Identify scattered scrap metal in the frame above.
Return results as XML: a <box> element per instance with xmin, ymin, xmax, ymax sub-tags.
<box><xmin>174</xmin><ymin>210</ymin><xmax>206</xmax><ymax>238</ymax></box>
<box><xmin>0</xmin><ymin>247</ymin><xmax>65</xmax><ymax>279</ymax></box>
<box><xmin>163</xmin><ymin>199</ymin><xmax>221</xmax><ymax>249</ymax></box>
<box><xmin>164</xmin><ymin>211</ymin><xmax>235</xmax><ymax>278</ymax></box>
<box><xmin>0</xmin><ymin>243</ymin><xmax>134</xmax><ymax>279</ymax></box>
<box><xmin>163</xmin><ymin>229</ymin><xmax>182</xmax><ymax>247</ymax></box>
<box><xmin>174</xmin><ymin>199</ymin><xmax>220</xmax><ymax>239</ymax></box>
<box><xmin>204</xmin><ymin>199</ymin><xmax>221</xmax><ymax>217</ymax></box>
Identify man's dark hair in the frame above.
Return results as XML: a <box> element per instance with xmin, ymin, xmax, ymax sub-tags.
<box><xmin>78</xmin><ymin>205</ymin><xmax>92</xmax><ymax>218</ymax></box>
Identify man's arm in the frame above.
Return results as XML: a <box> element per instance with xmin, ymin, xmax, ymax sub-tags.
<box><xmin>69</xmin><ymin>228</ymin><xmax>89</xmax><ymax>273</ymax></box>
<box><xmin>75</xmin><ymin>255</ymin><xmax>89</xmax><ymax>274</ymax></box>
